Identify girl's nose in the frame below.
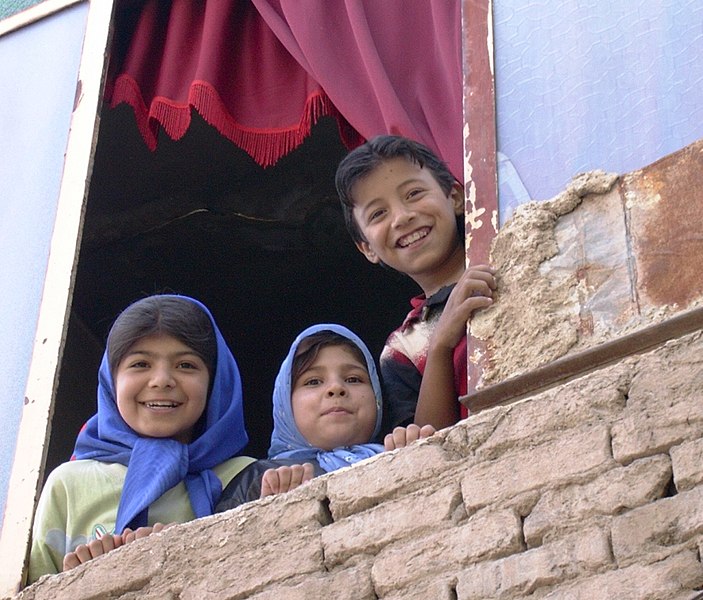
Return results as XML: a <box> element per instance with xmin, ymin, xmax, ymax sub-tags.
<box><xmin>149</xmin><ymin>366</ymin><xmax>175</xmax><ymax>388</ymax></box>
<box><xmin>326</xmin><ymin>381</ymin><xmax>346</xmax><ymax>397</ymax></box>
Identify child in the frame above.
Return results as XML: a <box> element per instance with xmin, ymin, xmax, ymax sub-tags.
<box><xmin>216</xmin><ymin>324</ymin><xmax>434</xmax><ymax>509</ymax></box>
<box><xmin>27</xmin><ymin>294</ymin><xmax>254</xmax><ymax>583</ymax></box>
<box><xmin>335</xmin><ymin>135</ymin><xmax>497</xmax><ymax>431</ymax></box>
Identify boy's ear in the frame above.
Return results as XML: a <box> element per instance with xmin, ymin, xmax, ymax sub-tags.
<box><xmin>450</xmin><ymin>183</ymin><xmax>465</xmax><ymax>215</ymax></box>
<box><xmin>355</xmin><ymin>240</ymin><xmax>381</xmax><ymax>264</ymax></box>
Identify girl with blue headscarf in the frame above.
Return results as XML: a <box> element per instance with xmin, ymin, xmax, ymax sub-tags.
<box><xmin>217</xmin><ymin>324</ymin><xmax>434</xmax><ymax>510</ymax></box>
<box><xmin>28</xmin><ymin>295</ymin><xmax>254</xmax><ymax>583</ymax></box>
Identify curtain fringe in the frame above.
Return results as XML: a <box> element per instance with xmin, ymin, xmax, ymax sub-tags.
<box><xmin>109</xmin><ymin>75</ymin><xmax>363</xmax><ymax>167</ymax></box>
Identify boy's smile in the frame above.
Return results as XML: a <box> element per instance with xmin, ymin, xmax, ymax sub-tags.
<box><xmin>351</xmin><ymin>157</ymin><xmax>465</xmax><ymax>296</ymax></box>
<box><xmin>291</xmin><ymin>346</ymin><xmax>377</xmax><ymax>451</ymax></box>
<box><xmin>114</xmin><ymin>333</ymin><xmax>210</xmax><ymax>444</ymax></box>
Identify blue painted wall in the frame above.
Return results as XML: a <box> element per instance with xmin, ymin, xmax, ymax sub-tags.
<box><xmin>0</xmin><ymin>3</ymin><xmax>88</xmax><ymax>529</ymax></box>
<box><xmin>495</xmin><ymin>1</ymin><xmax>703</xmax><ymax>222</ymax></box>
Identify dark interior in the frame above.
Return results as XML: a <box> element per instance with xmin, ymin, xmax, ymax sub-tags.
<box><xmin>46</xmin><ymin>103</ymin><xmax>418</xmax><ymax>473</ymax></box>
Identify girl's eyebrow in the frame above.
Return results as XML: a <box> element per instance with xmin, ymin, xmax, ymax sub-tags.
<box><xmin>124</xmin><ymin>349</ymin><xmax>201</xmax><ymax>359</ymax></box>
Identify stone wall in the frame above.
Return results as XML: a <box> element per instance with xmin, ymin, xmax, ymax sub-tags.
<box><xmin>10</xmin><ymin>140</ymin><xmax>703</xmax><ymax>600</ymax></box>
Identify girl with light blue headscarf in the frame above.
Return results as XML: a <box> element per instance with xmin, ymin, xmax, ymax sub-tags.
<box><xmin>28</xmin><ymin>295</ymin><xmax>254</xmax><ymax>583</ymax></box>
<box><xmin>217</xmin><ymin>324</ymin><xmax>434</xmax><ymax>510</ymax></box>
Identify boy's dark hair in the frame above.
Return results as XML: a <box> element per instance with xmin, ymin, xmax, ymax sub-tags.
<box><xmin>107</xmin><ymin>295</ymin><xmax>217</xmax><ymax>379</ymax></box>
<box><xmin>335</xmin><ymin>135</ymin><xmax>457</xmax><ymax>244</ymax></box>
<box><xmin>291</xmin><ymin>331</ymin><xmax>367</xmax><ymax>386</ymax></box>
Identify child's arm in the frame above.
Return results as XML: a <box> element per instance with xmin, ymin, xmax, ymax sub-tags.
<box><xmin>260</xmin><ymin>463</ymin><xmax>315</xmax><ymax>499</ymax></box>
<box><xmin>415</xmin><ymin>265</ymin><xmax>496</xmax><ymax>429</ymax></box>
<box><xmin>384</xmin><ymin>423</ymin><xmax>436</xmax><ymax>451</ymax></box>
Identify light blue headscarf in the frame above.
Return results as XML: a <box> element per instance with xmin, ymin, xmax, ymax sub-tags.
<box><xmin>73</xmin><ymin>295</ymin><xmax>248</xmax><ymax>532</ymax></box>
<box><xmin>268</xmin><ymin>324</ymin><xmax>384</xmax><ymax>472</ymax></box>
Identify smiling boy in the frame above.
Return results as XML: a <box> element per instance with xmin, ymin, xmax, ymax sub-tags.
<box><xmin>336</xmin><ymin>135</ymin><xmax>496</xmax><ymax>431</ymax></box>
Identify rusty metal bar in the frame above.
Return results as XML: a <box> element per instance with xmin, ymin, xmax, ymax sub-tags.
<box><xmin>461</xmin><ymin>306</ymin><xmax>703</xmax><ymax>414</ymax></box>
<box><xmin>461</xmin><ymin>0</ymin><xmax>499</xmax><ymax>395</ymax></box>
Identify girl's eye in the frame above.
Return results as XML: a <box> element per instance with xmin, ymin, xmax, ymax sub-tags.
<box><xmin>407</xmin><ymin>188</ymin><xmax>424</xmax><ymax>200</ymax></box>
<box><xmin>346</xmin><ymin>375</ymin><xmax>362</xmax><ymax>383</ymax></box>
<box><xmin>177</xmin><ymin>361</ymin><xmax>197</xmax><ymax>369</ymax></box>
<box><xmin>129</xmin><ymin>360</ymin><xmax>149</xmax><ymax>369</ymax></box>
<box><xmin>303</xmin><ymin>377</ymin><xmax>322</xmax><ymax>386</ymax></box>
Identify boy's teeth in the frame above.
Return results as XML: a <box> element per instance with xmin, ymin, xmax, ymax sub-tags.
<box><xmin>399</xmin><ymin>229</ymin><xmax>428</xmax><ymax>247</ymax></box>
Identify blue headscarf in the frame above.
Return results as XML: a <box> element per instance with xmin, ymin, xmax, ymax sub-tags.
<box><xmin>73</xmin><ymin>295</ymin><xmax>248</xmax><ymax>532</ymax></box>
<box><xmin>268</xmin><ymin>324</ymin><xmax>384</xmax><ymax>472</ymax></box>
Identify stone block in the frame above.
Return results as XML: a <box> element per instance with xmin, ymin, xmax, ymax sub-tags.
<box><xmin>371</xmin><ymin>509</ymin><xmax>522</xmax><ymax>596</ymax></box>
<box><xmin>455</xmin><ymin>526</ymin><xmax>611</xmax><ymax>599</ymax></box>
<box><xmin>461</xmin><ymin>425</ymin><xmax>613</xmax><ymax>512</ymax></box>
<box><xmin>539</xmin><ymin>550</ymin><xmax>703</xmax><ymax>600</ymax></box>
<box><xmin>326</xmin><ymin>441</ymin><xmax>457</xmax><ymax>520</ymax></box>
<box><xmin>322</xmin><ymin>482</ymin><xmax>461</xmax><ymax>567</ymax></box>
<box><xmin>524</xmin><ymin>455</ymin><xmax>671</xmax><ymax>546</ymax></box>
<box><xmin>611</xmin><ymin>486</ymin><xmax>703</xmax><ymax>567</ymax></box>
<box><xmin>671</xmin><ymin>437</ymin><xmax>703</xmax><ymax>491</ymax></box>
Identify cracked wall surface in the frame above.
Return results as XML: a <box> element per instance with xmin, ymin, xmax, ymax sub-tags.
<box><xmin>471</xmin><ymin>139</ymin><xmax>703</xmax><ymax>388</ymax></box>
<box><xmin>8</xmin><ymin>140</ymin><xmax>703</xmax><ymax>600</ymax></box>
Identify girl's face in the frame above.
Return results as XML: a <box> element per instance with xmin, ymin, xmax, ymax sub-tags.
<box><xmin>291</xmin><ymin>345</ymin><xmax>377</xmax><ymax>451</ymax></box>
<box><xmin>114</xmin><ymin>333</ymin><xmax>210</xmax><ymax>444</ymax></box>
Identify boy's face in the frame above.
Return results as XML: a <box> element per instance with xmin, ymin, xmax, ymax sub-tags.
<box><xmin>291</xmin><ymin>345</ymin><xmax>377</xmax><ymax>451</ymax></box>
<box><xmin>114</xmin><ymin>333</ymin><xmax>209</xmax><ymax>444</ymax></box>
<box><xmin>351</xmin><ymin>157</ymin><xmax>465</xmax><ymax>295</ymax></box>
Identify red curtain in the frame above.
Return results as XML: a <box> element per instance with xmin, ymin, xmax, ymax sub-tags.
<box><xmin>107</xmin><ymin>0</ymin><xmax>463</xmax><ymax>180</ymax></box>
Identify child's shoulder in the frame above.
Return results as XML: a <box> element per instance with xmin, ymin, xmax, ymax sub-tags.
<box><xmin>213</xmin><ymin>455</ymin><xmax>257</xmax><ymax>487</ymax></box>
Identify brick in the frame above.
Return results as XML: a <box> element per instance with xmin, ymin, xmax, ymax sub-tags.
<box><xmin>455</xmin><ymin>526</ymin><xmax>611</xmax><ymax>599</ymax></box>
<box><xmin>611</xmin><ymin>486</ymin><xmax>703</xmax><ymax>567</ymax></box>
<box><xmin>14</xmin><ymin>542</ymin><xmax>167</xmax><ymax>600</ymax></box>
<box><xmin>326</xmin><ymin>441</ymin><xmax>457</xmax><ymax>520</ymax></box>
<box><xmin>178</xmin><ymin>529</ymin><xmax>324</xmax><ymax>599</ymax></box>
<box><xmin>476</xmin><ymin>365</ymin><xmax>629</xmax><ymax>460</ymax></box>
<box><xmin>322</xmin><ymin>483</ymin><xmax>461</xmax><ymax>567</ymax></box>
<box><xmin>524</xmin><ymin>455</ymin><xmax>671</xmax><ymax>546</ymax></box>
<box><xmin>381</xmin><ymin>577</ymin><xmax>458</xmax><ymax>600</ymax></box>
<box><xmin>671</xmin><ymin>437</ymin><xmax>703</xmax><ymax>492</ymax></box>
<box><xmin>213</xmin><ymin>482</ymin><xmax>330</xmax><ymax>539</ymax></box>
<box><xmin>371</xmin><ymin>509</ymin><xmax>522</xmax><ymax>596</ymax></box>
<box><xmin>461</xmin><ymin>425</ymin><xmax>613</xmax><ymax>512</ymax></box>
<box><xmin>246</xmin><ymin>562</ymin><xmax>375</xmax><ymax>600</ymax></box>
<box><xmin>540</xmin><ymin>550</ymin><xmax>703</xmax><ymax>599</ymax></box>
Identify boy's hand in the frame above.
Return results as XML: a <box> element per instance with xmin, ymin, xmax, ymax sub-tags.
<box><xmin>62</xmin><ymin>533</ymin><xmax>123</xmax><ymax>571</ymax></box>
<box><xmin>432</xmin><ymin>264</ymin><xmax>496</xmax><ymax>351</ymax></box>
<box><xmin>260</xmin><ymin>463</ymin><xmax>315</xmax><ymax>499</ymax></box>
<box><xmin>384</xmin><ymin>424</ymin><xmax>437</xmax><ymax>451</ymax></box>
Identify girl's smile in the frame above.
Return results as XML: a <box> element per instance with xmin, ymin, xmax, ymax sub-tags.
<box><xmin>114</xmin><ymin>333</ymin><xmax>210</xmax><ymax>444</ymax></box>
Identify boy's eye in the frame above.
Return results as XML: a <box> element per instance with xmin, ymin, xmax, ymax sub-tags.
<box><xmin>407</xmin><ymin>188</ymin><xmax>424</xmax><ymax>200</ymax></box>
<box><xmin>367</xmin><ymin>208</ymin><xmax>386</xmax><ymax>223</ymax></box>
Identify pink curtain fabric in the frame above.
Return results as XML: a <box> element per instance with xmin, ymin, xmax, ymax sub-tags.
<box><xmin>251</xmin><ymin>0</ymin><xmax>463</xmax><ymax>180</ymax></box>
<box><xmin>107</xmin><ymin>0</ymin><xmax>462</xmax><ymax>180</ymax></box>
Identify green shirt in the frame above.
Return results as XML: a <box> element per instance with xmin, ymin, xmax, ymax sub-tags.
<box><xmin>28</xmin><ymin>456</ymin><xmax>254</xmax><ymax>584</ymax></box>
